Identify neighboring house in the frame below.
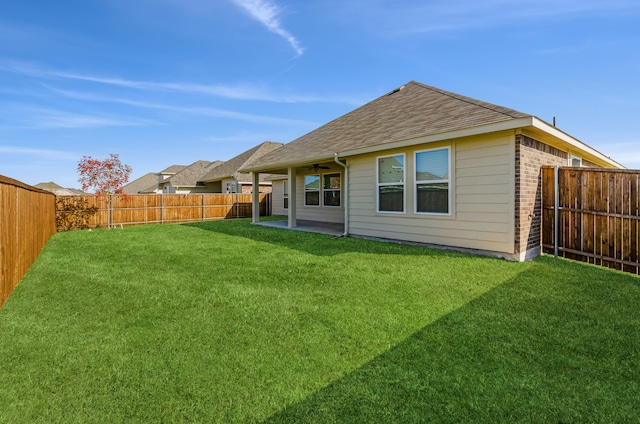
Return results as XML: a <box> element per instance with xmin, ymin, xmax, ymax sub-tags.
<box><xmin>122</xmin><ymin>172</ymin><xmax>160</xmax><ymax>194</ymax></box>
<box><xmin>158</xmin><ymin>160</ymin><xmax>223</xmax><ymax>194</ymax></box>
<box><xmin>198</xmin><ymin>141</ymin><xmax>284</xmax><ymax>194</ymax></box>
<box><xmin>241</xmin><ymin>81</ymin><xmax>623</xmax><ymax>261</ymax></box>
<box><xmin>34</xmin><ymin>182</ymin><xmax>88</xmax><ymax>196</ymax></box>
<box><xmin>124</xmin><ymin>165</ymin><xmax>188</xmax><ymax>194</ymax></box>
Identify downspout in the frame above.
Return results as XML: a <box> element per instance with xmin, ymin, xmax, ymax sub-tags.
<box><xmin>334</xmin><ymin>153</ymin><xmax>349</xmax><ymax>237</ymax></box>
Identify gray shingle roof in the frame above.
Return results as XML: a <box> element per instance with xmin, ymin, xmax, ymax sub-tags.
<box><xmin>161</xmin><ymin>165</ymin><xmax>187</xmax><ymax>174</ymax></box>
<box><xmin>244</xmin><ymin>81</ymin><xmax>531</xmax><ymax>171</ymax></box>
<box><xmin>169</xmin><ymin>160</ymin><xmax>222</xmax><ymax>187</ymax></box>
<box><xmin>199</xmin><ymin>141</ymin><xmax>284</xmax><ymax>183</ymax></box>
<box><xmin>123</xmin><ymin>172</ymin><xmax>159</xmax><ymax>194</ymax></box>
<box><xmin>34</xmin><ymin>181</ymin><xmax>66</xmax><ymax>190</ymax></box>
<box><xmin>34</xmin><ymin>182</ymin><xmax>88</xmax><ymax>196</ymax></box>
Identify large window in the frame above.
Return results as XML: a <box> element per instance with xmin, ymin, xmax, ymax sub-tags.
<box><xmin>304</xmin><ymin>175</ymin><xmax>320</xmax><ymax>206</ymax></box>
<box><xmin>304</xmin><ymin>173</ymin><xmax>341</xmax><ymax>207</ymax></box>
<box><xmin>415</xmin><ymin>148</ymin><xmax>450</xmax><ymax>214</ymax></box>
<box><xmin>377</xmin><ymin>154</ymin><xmax>405</xmax><ymax>213</ymax></box>
<box><xmin>323</xmin><ymin>173</ymin><xmax>341</xmax><ymax>207</ymax></box>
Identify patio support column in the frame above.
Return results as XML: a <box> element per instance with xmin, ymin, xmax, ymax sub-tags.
<box><xmin>251</xmin><ymin>172</ymin><xmax>260</xmax><ymax>224</ymax></box>
<box><xmin>288</xmin><ymin>167</ymin><xmax>297</xmax><ymax>228</ymax></box>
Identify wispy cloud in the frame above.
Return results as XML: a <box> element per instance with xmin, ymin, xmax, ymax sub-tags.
<box><xmin>0</xmin><ymin>60</ymin><xmax>366</xmax><ymax>104</ymax></box>
<box><xmin>230</xmin><ymin>0</ymin><xmax>304</xmax><ymax>56</ymax></box>
<box><xmin>30</xmin><ymin>109</ymin><xmax>157</xmax><ymax>129</ymax></box>
<box><xmin>42</xmin><ymin>86</ymin><xmax>318</xmax><ymax>127</ymax></box>
<box><xmin>342</xmin><ymin>0</ymin><xmax>640</xmax><ymax>36</ymax></box>
<box><xmin>0</xmin><ymin>145</ymin><xmax>78</xmax><ymax>160</ymax></box>
<box><xmin>0</xmin><ymin>104</ymin><xmax>159</xmax><ymax>129</ymax></box>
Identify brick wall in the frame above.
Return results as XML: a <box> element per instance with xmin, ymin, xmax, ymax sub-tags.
<box><xmin>514</xmin><ymin>135</ymin><xmax>567</xmax><ymax>259</ymax></box>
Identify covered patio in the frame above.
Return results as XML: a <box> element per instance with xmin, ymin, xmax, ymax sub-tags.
<box><xmin>254</xmin><ymin>219</ymin><xmax>344</xmax><ymax>237</ymax></box>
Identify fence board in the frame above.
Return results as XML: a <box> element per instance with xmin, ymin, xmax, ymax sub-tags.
<box><xmin>1</xmin><ymin>176</ymin><xmax>56</xmax><ymax>307</ymax></box>
<box><xmin>56</xmin><ymin>193</ymin><xmax>271</xmax><ymax>230</ymax></box>
<box><xmin>542</xmin><ymin>166</ymin><xmax>640</xmax><ymax>275</ymax></box>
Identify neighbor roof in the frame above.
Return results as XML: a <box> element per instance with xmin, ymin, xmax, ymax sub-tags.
<box><xmin>199</xmin><ymin>141</ymin><xmax>284</xmax><ymax>183</ymax></box>
<box><xmin>123</xmin><ymin>172</ymin><xmax>159</xmax><ymax>194</ymax></box>
<box><xmin>168</xmin><ymin>160</ymin><xmax>222</xmax><ymax>187</ymax></box>
<box><xmin>241</xmin><ymin>81</ymin><xmax>531</xmax><ymax>172</ymax></box>
<box><xmin>34</xmin><ymin>182</ymin><xmax>87</xmax><ymax>196</ymax></box>
<box><xmin>34</xmin><ymin>181</ymin><xmax>66</xmax><ymax>191</ymax></box>
<box><xmin>160</xmin><ymin>164</ymin><xmax>187</xmax><ymax>174</ymax></box>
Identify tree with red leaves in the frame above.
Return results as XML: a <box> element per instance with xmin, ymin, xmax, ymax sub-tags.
<box><xmin>77</xmin><ymin>154</ymin><xmax>132</xmax><ymax>196</ymax></box>
<box><xmin>77</xmin><ymin>154</ymin><xmax>132</xmax><ymax>228</ymax></box>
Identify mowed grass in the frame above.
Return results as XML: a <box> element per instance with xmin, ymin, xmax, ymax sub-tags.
<box><xmin>0</xmin><ymin>219</ymin><xmax>639</xmax><ymax>423</ymax></box>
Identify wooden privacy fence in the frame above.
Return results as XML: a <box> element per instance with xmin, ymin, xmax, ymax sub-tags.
<box><xmin>56</xmin><ymin>193</ymin><xmax>271</xmax><ymax>230</ymax></box>
<box><xmin>1</xmin><ymin>175</ymin><xmax>56</xmax><ymax>307</ymax></box>
<box><xmin>542</xmin><ymin>166</ymin><xmax>640</xmax><ymax>274</ymax></box>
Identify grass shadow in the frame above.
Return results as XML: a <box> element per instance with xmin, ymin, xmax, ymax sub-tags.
<box><xmin>264</xmin><ymin>256</ymin><xmax>640</xmax><ymax>423</ymax></box>
<box><xmin>182</xmin><ymin>218</ymin><xmax>492</xmax><ymax>260</ymax></box>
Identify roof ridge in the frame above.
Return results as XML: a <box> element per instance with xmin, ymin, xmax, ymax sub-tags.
<box><xmin>409</xmin><ymin>81</ymin><xmax>527</xmax><ymax>119</ymax></box>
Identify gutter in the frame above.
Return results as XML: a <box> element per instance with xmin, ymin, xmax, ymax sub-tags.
<box><xmin>334</xmin><ymin>153</ymin><xmax>349</xmax><ymax>237</ymax></box>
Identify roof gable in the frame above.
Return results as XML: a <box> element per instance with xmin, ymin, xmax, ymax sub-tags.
<box><xmin>199</xmin><ymin>141</ymin><xmax>283</xmax><ymax>182</ymax></box>
<box><xmin>246</xmin><ymin>81</ymin><xmax>530</xmax><ymax>170</ymax></box>
<box><xmin>34</xmin><ymin>181</ymin><xmax>66</xmax><ymax>190</ymax></box>
<box><xmin>123</xmin><ymin>172</ymin><xmax>159</xmax><ymax>194</ymax></box>
<box><xmin>169</xmin><ymin>160</ymin><xmax>222</xmax><ymax>187</ymax></box>
<box><xmin>160</xmin><ymin>164</ymin><xmax>187</xmax><ymax>174</ymax></box>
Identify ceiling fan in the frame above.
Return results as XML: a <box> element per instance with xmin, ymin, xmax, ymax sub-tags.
<box><xmin>308</xmin><ymin>164</ymin><xmax>330</xmax><ymax>171</ymax></box>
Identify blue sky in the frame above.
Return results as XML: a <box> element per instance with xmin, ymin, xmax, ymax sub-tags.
<box><xmin>1</xmin><ymin>0</ymin><xmax>639</xmax><ymax>188</ymax></box>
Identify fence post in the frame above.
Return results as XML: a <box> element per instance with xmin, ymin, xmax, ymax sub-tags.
<box><xmin>202</xmin><ymin>193</ymin><xmax>205</xmax><ymax>221</ymax></box>
<box><xmin>554</xmin><ymin>166</ymin><xmax>559</xmax><ymax>259</ymax></box>
<box><xmin>160</xmin><ymin>194</ymin><xmax>164</xmax><ymax>224</ymax></box>
<box><xmin>109</xmin><ymin>194</ymin><xmax>113</xmax><ymax>229</ymax></box>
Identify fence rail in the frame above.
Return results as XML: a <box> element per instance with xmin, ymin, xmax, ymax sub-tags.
<box><xmin>56</xmin><ymin>193</ymin><xmax>270</xmax><ymax>230</ymax></box>
<box><xmin>1</xmin><ymin>175</ymin><xmax>56</xmax><ymax>307</ymax></box>
<box><xmin>542</xmin><ymin>166</ymin><xmax>640</xmax><ymax>274</ymax></box>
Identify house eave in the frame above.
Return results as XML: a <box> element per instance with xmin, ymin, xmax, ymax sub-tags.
<box><xmin>199</xmin><ymin>175</ymin><xmax>233</xmax><ymax>183</ymax></box>
<box><xmin>239</xmin><ymin>155</ymin><xmax>337</xmax><ymax>174</ymax></box>
<box><xmin>241</xmin><ymin>115</ymin><xmax>623</xmax><ymax>173</ymax></box>
<box><xmin>528</xmin><ymin>117</ymin><xmax>624</xmax><ymax>169</ymax></box>
<box><xmin>337</xmin><ymin>117</ymin><xmax>535</xmax><ymax>157</ymax></box>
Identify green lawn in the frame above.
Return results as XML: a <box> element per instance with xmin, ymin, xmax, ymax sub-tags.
<box><xmin>1</xmin><ymin>219</ymin><xmax>639</xmax><ymax>423</ymax></box>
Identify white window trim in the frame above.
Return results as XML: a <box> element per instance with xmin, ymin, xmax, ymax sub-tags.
<box><xmin>322</xmin><ymin>172</ymin><xmax>342</xmax><ymax>208</ymax></box>
<box><xmin>283</xmin><ymin>180</ymin><xmax>288</xmax><ymax>209</ymax></box>
<box><xmin>569</xmin><ymin>154</ymin><xmax>582</xmax><ymax>167</ymax></box>
<box><xmin>304</xmin><ymin>174</ymin><xmax>321</xmax><ymax>207</ymax></box>
<box><xmin>414</xmin><ymin>147</ymin><xmax>451</xmax><ymax>216</ymax></box>
<box><xmin>376</xmin><ymin>153</ymin><xmax>406</xmax><ymax>214</ymax></box>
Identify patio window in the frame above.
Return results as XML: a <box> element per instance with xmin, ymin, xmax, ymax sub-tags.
<box><xmin>283</xmin><ymin>180</ymin><xmax>288</xmax><ymax>209</ymax></box>
<box><xmin>415</xmin><ymin>147</ymin><xmax>450</xmax><ymax>214</ymax></box>
<box><xmin>377</xmin><ymin>154</ymin><xmax>405</xmax><ymax>213</ymax></box>
<box><xmin>304</xmin><ymin>175</ymin><xmax>320</xmax><ymax>206</ymax></box>
<box><xmin>323</xmin><ymin>173</ymin><xmax>341</xmax><ymax>207</ymax></box>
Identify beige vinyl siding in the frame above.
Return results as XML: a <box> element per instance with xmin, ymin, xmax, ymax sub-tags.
<box><xmin>208</xmin><ymin>181</ymin><xmax>222</xmax><ymax>193</ymax></box>
<box><xmin>295</xmin><ymin>170</ymin><xmax>344</xmax><ymax>224</ymax></box>
<box><xmin>347</xmin><ymin>132</ymin><xmax>516</xmax><ymax>255</ymax></box>
<box><xmin>271</xmin><ymin>179</ymin><xmax>287</xmax><ymax>216</ymax></box>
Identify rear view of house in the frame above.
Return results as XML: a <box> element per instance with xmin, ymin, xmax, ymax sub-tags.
<box><xmin>242</xmin><ymin>81</ymin><xmax>622</xmax><ymax>260</ymax></box>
